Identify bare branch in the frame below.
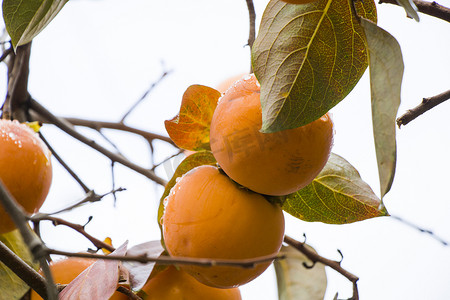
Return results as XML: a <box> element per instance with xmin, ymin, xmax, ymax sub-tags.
<box><xmin>391</xmin><ymin>215</ymin><xmax>449</xmax><ymax>246</ymax></box>
<box><xmin>245</xmin><ymin>0</ymin><xmax>256</xmax><ymax>73</ymax></box>
<box><xmin>284</xmin><ymin>235</ymin><xmax>359</xmax><ymax>300</ymax></box>
<box><xmin>3</xmin><ymin>43</ymin><xmax>31</xmax><ymax>121</ymax></box>
<box><xmin>41</xmin><ymin>188</ymin><xmax>125</xmax><ymax>216</ymax></box>
<box><xmin>39</xmin><ymin>133</ymin><xmax>91</xmax><ymax>194</ymax></box>
<box><xmin>379</xmin><ymin>0</ymin><xmax>450</xmax><ymax>23</ymax></box>
<box><xmin>0</xmin><ymin>46</ymin><xmax>12</xmax><ymax>63</ymax></box>
<box><xmin>62</xmin><ymin>117</ymin><xmax>175</xmax><ymax>146</ymax></box>
<box><xmin>0</xmin><ymin>179</ymin><xmax>58</xmax><ymax>300</ymax></box>
<box><xmin>0</xmin><ymin>240</ymin><xmax>48</xmax><ymax>299</ymax></box>
<box><xmin>117</xmin><ymin>286</ymin><xmax>142</xmax><ymax>300</ymax></box>
<box><xmin>28</xmin><ymin>98</ymin><xmax>168</xmax><ymax>186</ymax></box>
<box><xmin>120</xmin><ymin>69</ymin><xmax>172</xmax><ymax>123</ymax></box>
<box><xmin>30</xmin><ymin>215</ymin><xmax>116</xmax><ymax>252</ymax></box>
<box><xmin>396</xmin><ymin>89</ymin><xmax>450</xmax><ymax>127</ymax></box>
<box><xmin>47</xmin><ymin>249</ymin><xmax>284</xmax><ymax>269</ymax></box>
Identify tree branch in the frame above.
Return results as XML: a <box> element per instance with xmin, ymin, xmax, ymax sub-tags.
<box><xmin>30</xmin><ymin>215</ymin><xmax>116</xmax><ymax>253</ymax></box>
<box><xmin>62</xmin><ymin>117</ymin><xmax>174</xmax><ymax>146</ymax></box>
<box><xmin>39</xmin><ymin>133</ymin><xmax>91</xmax><ymax>194</ymax></box>
<box><xmin>0</xmin><ymin>240</ymin><xmax>48</xmax><ymax>299</ymax></box>
<box><xmin>120</xmin><ymin>69</ymin><xmax>172</xmax><ymax>123</ymax></box>
<box><xmin>47</xmin><ymin>249</ymin><xmax>284</xmax><ymax>269</ymax></box>
<box><xmin>3</xmin><ymin>43</ymin><xmax>31</xmax><ymax>121</ymax></box>
<box><xmin>0</xmin><ymin>179</ymin><xmax>57</xmax><ymax>300</ymax></box>
<box><xmin>28</xmin><ymin>98</ymin><xmax>168</xmax><ymax>187</ymax></box>
<box><xmin>284</xmin><ymin>235</ymin><xmax>360</xmax><ymax>300</ymax></box>
<box><xmin>396</xmin><ymin>89</ymin><xmax>450</xmax><ymax>127</ymax></box>
<box><xmin>379</xmin><ymin>0</ymin><xmax>450</xmax><ymax>23</ymax></box>
<box><xmin>245</xmin><ymin>0</ymin><xmax>256</xmax><ymax>73</ymax></box>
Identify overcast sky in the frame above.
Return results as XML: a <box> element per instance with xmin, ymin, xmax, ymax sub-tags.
<box><xmin>1</xmin><ymin>1</ymin><xmax>450</xmax><ymax>299</ymax></box>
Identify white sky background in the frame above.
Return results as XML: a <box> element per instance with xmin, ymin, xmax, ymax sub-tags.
<box><xmin>2</xmin><ymin>0</ymin><xmax>450</xmax><ymax>299</ymax></box>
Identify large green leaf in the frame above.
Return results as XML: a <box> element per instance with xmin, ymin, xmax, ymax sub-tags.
<box><xmin>157</xmin><ymin>151</ymin><xmax>217</xmax><ymax>247</ymax></box>
<box><xmin>361</xmin><ymin>19</ymin><xmax>403</xmax><ymax>199</ymax></box>
<box><xmin>252</xmin><ymin>0</ymin><xmax>377</xmax><ymax>132</ymax></box>
<box><xmin>282</xmin><ymin>153</ymin><xmax>388</xmax><ymax>224</ymax></box>
<box><xmin>3</xmin><ymin>0</ymin><xmax>69</xmax><ymax>49</ymax></box>
<box><xmin>275</xmin><ymin>245</ymin><xmax>327</xmax><ymax>300</ymax></box>
<box><xmin>0</xmin><ymin>229</ymin><xmax>39</xmax><ymax>300</ymax></box>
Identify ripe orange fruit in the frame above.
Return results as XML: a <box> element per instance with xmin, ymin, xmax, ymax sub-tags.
<box><xmin>30</xmin><ymin>257</ymin><xmax>128</xmax><ymax>300</ymax></box>
<box><xmin>141</xmin><ymin>266</ymin><xmax>241</xmax><ymax>299</ymax></box>
<box><xmin>210</xmin><ymin>74</ymin><xmax>333</xmax><ymax>196</ymax></box>
<box><xmin>163</xmin><ymin>165</ymin><xmax>285</xmax><ymax>288</ymax></box>
<box><xmin>216</xmin><ymin>73</ymin><xmax>248</xmax><ymax>93</ymax></box>
<box><xmin>0</xmin><ymin>120</ymin><xmax>52</xmax><ymax>233</ymax></box>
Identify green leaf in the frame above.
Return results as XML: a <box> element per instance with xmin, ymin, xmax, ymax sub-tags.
<box><xmin>275</xmin><ymin>245</ymin><xmax>327</xmax><ymax>300</ymax></box>
<box><xmin>165</xmin><ymin>85</ymin><xmax>221</xmax><ymax>151</ymax></box>
<box><xmin>252</xmin><ymin>0</ymin><xmax>377</xmax><ymax>132</ymax></box>
<box><xmin>0</xmin><ymin>229</ymin><xmax>39</xmax><ymax>300</ymax></box>
<box><xmin>157</xmin><ymin>151</ymin><xmax>217</xmax><ymax>246</ymax></box>
<box><xmin>361</xmin><ymin>19</ymin><xmax>403</xmax><ymax>198</ymax></box>
<box><xmin>396</xmin><ymin>0</ymin><xmax>420</xmax><ymax>22</ymax></box>
<box><xmin>3</xmin><ymin>0</ymin><xmax>69</xmax><ymax>49</ymax></box>
<box><xmin>282</xmin><ymin>153</ymin><xmax>388</xmax><ymax>224</ymax></box>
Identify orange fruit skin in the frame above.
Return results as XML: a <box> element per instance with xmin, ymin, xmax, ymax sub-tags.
<box><xmin>163</xmin><ymin>165</ymin><xmax>285</xmax><ymax>288</ymax></box>
<box><xmin>0</xmin><ymin>120</ymin><xmax>52</xmax><ymax>233</ymax></box>
<box><xmin>210</xmin><ymin>74</ymin><xmax>334</xmax><ymax>196</ymax></box>
<box><xmin>216</xmin><ymin>73</ymin><xmax>248</xmax><ymax>94</ymax></box>
<box><xmin>30</xmin><ymin>257</ymin><xmax>128</xmax><ymax>300</ymax></box>
<box><xmin>141</xmin><ymin>266</ymin><xmax>241</xmax><ymax>299</ymax></box>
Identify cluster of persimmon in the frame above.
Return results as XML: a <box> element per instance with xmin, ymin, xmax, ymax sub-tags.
<box><xmin>0</xmin><ymin>119</ymin><xmax>53</xmax><ymax>234</ymax></box>
<box><xmin>161</xmin><ymin>73</ymin><xmax>334</xmax><ymax>297</ymax></box>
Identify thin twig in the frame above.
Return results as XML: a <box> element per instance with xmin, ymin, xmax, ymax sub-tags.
<box><xmin>47</xmin><ymin>249</ymin><xmax>284</xmax><ymax>269</ymax></box>
<box><xmin>284</xmin><ymin>235</ymin><xmax>360</xmax><ymax>300</ymax></box>
<box><xmin>245</xmin><ymin>0</ymin><xmax>256</xmax><ymax>73</ymax></box>
<box><xmin>0</xmin><ymin>179</ymin><xmax>58</xmax><ymax>300</ymax></box>
<box><xmin>0</xmin><ymin>47</ymin><xmax>12</xmax><ymax>63</ymax></box>
<box><xmin>30</xmin><ymin>215</ymin><xmax>116</xmax><ymax>252</ymax></box>
<box><xmin>62</xmin><ymin>117</ymin><xmax>174</xmax><ymax>146</ymax></box>
<box><xmin>40</xmin><ymin>188</ymin><xmax>125</xmax><ymax>216</ymax></box>
<box><xmin>28</xmin><ymin>98</ymin><xmax>168</xmax><ymax>186</ymax></box>
<box><xmin>379</xmin><ymin>0</ymin><xmax>450</xmax><ymax>23</ymax></box>
<box><xmin>0</xmin><ymin>240</ymin><xmax>48</xmax><ymax>298</ymax></box>
<box><xmin>117</xmin><ymin>286</ymin><xmax>142</xmax><ymax>300</ymax></box>
<box><xmin>396</xmin><ymin>89</ymin><xmax>450</xmax><ymax>127</ymax></box>
<box><xmin>39</xmin><ymin>133</ymin><xmax>91</xmax><ymax>193</ymax></box>
<box><xmin>120</xmin><ymin>70</ymin><xmax>172</xmax><ymax>123</ymax></box>
<box><xmin>391</xmin><ymin>215</ymin><xmax>449</xmax><ymax>246</ymax></box>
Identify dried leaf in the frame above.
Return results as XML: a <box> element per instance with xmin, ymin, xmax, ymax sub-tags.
<box><xmin>282</xmin><ymin>153</ymin><xmax>388</xmax><ymax>224</ymax></box>
<box><xmin>2</xmin><ymin>0</ymin><xmax>69</xmax><ymax>49</ymax></box>
<box><xmin>361</xmin><ymin>19</ymin><xmax>403</xmax><ymax>198</ymax></box>
<box><xmin>0</xmin><ymin>229</ymin><xmax>39</xmax><ymax>300</ymax></box>
<box><xmin>59</xmin><ymin>242</ymin><xmax>128</xmax><ymax>300</ymax></box>
<box><xmin>123</xmin><ymin>241</ymin><xmax>164</xmax><ymax>291</ymax></box>
<box><xmin>165</xmin><ymin>85</ymin><xmax>221</xmax><ymax>151</ymax></box>
<box><xmin>252</xmin><ymin>0</ymin><xmax>377</xmax><ymax>132</ymax></box>
<box><xmin>275</xmin><ymin>245</ymin><xmax>327</xmax><ymax>300</ymax></box>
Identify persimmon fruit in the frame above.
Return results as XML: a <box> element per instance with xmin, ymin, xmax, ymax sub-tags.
<box><xmin>30</xmin><ymin>257</ymin><xmax>128</xmax><ymax>300</ymax></box>
<box><xmin>210</xmin><ymin>74</ymin><xmax>334</xmax><ymax>196</ymax></box>
<box><xmin>0</xmin><ymin>120</ymin><xmax>52</xmax><ymax>233</ymax></box>
<box><xmin>216</xmin><ymin>73</ymin><xmax>248</xmax><ymax>93</ymax></box>
<box><xmin>162</xmin><ymin>165</ymin><xmax>285</xmax><ymax>288</ymax></box>
<box><xmin>141</xmin><ymin>266</ymin><xmax>241</xmax><ymax>299</ymax></box>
